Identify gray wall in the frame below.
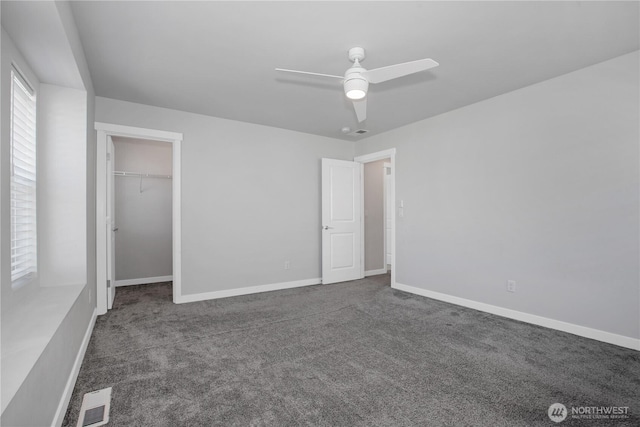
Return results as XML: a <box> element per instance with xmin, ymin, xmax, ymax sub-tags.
<box><xmin>356</xmin><ymin>51</ymin><xmax>640</xmax><ymax>340</ymax></box>
<box><xmin>1</xmin><ymin>2</ymin><xmax>97</xmax><ymax>425</ymax></box>
<box><xmin>113</xmin><ymin>137</ymin><xmax>173</xmax><ymax>281</ymax></box>
<box><xmin>38</xmin><ymin>83</ymin><xmax>87</xmax><ymax>288</ymax></box>
<box><xmin>54</xmin><ymin>0</ymin><xmax>98</xmax><ymax>309</ymax></box>
<box><xmin>96</xmin><ymin>97</ymin><xmax>355</xmax><ymax>296</ymax></box>
<box><xmin>364</xmin><ymin>158</ymin><xmax>389</xmax><ymax>272</ymax></box>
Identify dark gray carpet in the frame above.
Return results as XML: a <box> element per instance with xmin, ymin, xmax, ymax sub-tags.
<box><xmin>63</xmin><ymin>275</ymin><xmax>639</xmax><ymax>426</ymax></box>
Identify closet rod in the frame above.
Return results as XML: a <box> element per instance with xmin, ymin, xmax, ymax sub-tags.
<box><xmin>114</xmin><ymin>171</ymin><xmax>172</xmax><ymax>179</ymax></box>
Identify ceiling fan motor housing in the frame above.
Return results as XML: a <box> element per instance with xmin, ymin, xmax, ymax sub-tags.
<box><xmin>344</xmin><ymin>67</ymin><xmax>368</xmax><ymax>100</ymax></box>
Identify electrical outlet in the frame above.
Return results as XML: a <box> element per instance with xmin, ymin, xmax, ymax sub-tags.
<box><xmin>284</xmin><ymin>261</ymin><xmax>290</xmax><ymax>270</ymax></box>
<box><xmin>507</xmin><ymin>280</ymin><xmax>516</xmax><ymax>293</ymax></box>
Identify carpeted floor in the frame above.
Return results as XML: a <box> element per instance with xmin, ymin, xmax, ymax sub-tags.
<box><xmin>63</xmin><ymin>275</ymin><xmax>639</xmax><ymax>426</ymax></box>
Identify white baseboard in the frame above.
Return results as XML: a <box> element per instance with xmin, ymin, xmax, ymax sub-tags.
<box><xmin>52</xmin><ymin>308</ymin><xmax>97</xmax><ymax>427</ymax></box>
<box><xmin>115</xmin><ymin>275</ymin><xmax>173</xmax><ymax>287</ymax></box>
<box><xmin>175</xmin><ymin>278</ymin><xmax>322</xmax><ymax>304</ymax></box>
<box><xmin>365</xmin><ymin>268</ymin><xmax>387</xmax><ymax>277</ymax></box>
<box><xmin>393</xmin><ymin>282</ymin><xmax>640</xmax><ymax>351</ymax></box>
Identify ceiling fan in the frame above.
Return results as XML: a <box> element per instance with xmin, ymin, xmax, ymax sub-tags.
<box><xmin>276</xmin><ymin>47</ymin><xmax>439</xmax><ymax>123</ymax></box>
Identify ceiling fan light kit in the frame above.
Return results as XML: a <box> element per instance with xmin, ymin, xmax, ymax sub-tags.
<box><xmin>276</xmin><ymin>46</ymin><xmax>438</xmax><ymax>123</ymax></box>
<box><xmin>344</xmin><ymin>76</ymin><xmax>368</xmax><ymax>100</ymax></box>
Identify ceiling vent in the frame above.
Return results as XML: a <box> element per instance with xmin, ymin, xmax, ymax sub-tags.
<box><xmin>348</xmin><ymin>129</ymin><xmax>369</xmax><ymax>137</ymax></box>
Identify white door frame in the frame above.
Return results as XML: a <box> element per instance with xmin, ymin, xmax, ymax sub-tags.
<box><xmin>354</xmin><ymin>148</ymin><xmax>396</xmax><ymax>287</ymax></box>
<box><xmin>383</xmin><ymin>162</ymin><xmax>392</xmax><ymax>269</ymax></box>
<box><xmin>95</xmin><ymin>122</ymin><xmax>183</xmax><ymax>315</ymax></box>
<box><xmin>106</xmin><ymin>136</ymin><xmax>116</xmax><ymax>309</ymax></box>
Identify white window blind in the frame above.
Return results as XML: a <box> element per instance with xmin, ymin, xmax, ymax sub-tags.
<box><xmin>10</xmin><ymin>68</ymin><xmax>37</xmax><ymax>287</ymax></box>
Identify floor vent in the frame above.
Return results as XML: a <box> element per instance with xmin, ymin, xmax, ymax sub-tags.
<box><xmin>77</xmin><ymin>387</ymin><xmax>112</xmax><ymax>427</ymax></box>
<box><xmin>348</xmin><ymin>129</ymin><xmax>369</xmax><ymax>137</ymax></box>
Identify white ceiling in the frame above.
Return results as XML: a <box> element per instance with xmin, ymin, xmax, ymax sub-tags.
<box><xmin>69</xmin><ymin>1</ymin><xmax>639</xmax><ymax>141</ymax></box>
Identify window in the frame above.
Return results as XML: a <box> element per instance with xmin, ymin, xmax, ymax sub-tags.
<box><xmin>10</xmin><ymin>67</ymin><xmax>37</xmax><ymax>288</ymax></box>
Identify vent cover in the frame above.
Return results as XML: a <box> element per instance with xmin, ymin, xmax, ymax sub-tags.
<box><xmin>77</xmin><ymin>387</ymin><xmax>112</xmax><ymax>427</ymax></box>
<box><xmin>348</xmin><ymin>129</ymin><xmax>369</xmax><ymax>137</ymax></box>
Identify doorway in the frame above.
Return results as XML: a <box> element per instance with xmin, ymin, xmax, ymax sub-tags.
<box><xmin>112</xmin><ymin>137</ymin><xmax>173</xmax><ymax>290</ymax></box>
<box><xmin>363</xmin><ymin>157</ymin><xmax>391</xmax><ymax>277</ymax></box>
<box><xmin>356</xmin><ymin>149</ymin><xmax>396</xmax><ymax>286</ymax></box>
<box><xmin>320</xmin><ymin>149</ymin><xmax>396</xmax><ymax>287</ymax></box>
<box><xmin>95</xmin><ymin>123</ymin><xmax>183</xmax><ymax>315</ymax></box>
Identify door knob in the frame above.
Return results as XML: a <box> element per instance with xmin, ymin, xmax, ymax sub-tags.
<box><xmin>323</xmin><ymin>225</ymin><xmax>334</xmax><ymax>230</ymax></box>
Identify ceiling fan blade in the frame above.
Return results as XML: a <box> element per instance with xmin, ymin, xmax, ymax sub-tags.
<box><xmin>362</xmin><ymin>58</ymin><xmax>439</xmax><ymax>84</ymax></box>
<box><xmin>275</xmin><ymin>68</ymin><xmax>343</xmax><ymax>80</ymax></box>
<box><xmin>353</xmin><ymin>98</ymin><xmax>367</xmax><ymax>123</ymax></box>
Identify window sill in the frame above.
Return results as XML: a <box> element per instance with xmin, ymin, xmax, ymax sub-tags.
<box><xmin>1</xmin><ymin>284</ymin><xmax>85</xmax><ymax>414</ymax></box>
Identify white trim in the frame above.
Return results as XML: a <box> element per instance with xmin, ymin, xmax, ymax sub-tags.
<box><xmin>95</xmin><ymin>122</ymin><xmax>182</xmax><ymax>142</ymax></box>
<box><xmin>354</xmin><ymin>148</ymin><xmax>396</xmax><ymax>164</ymax></box>
<box><xmin>95</xmin><ymin>123</ymin><xmax>183</xmax><ymax>314</ymax></box>
<box><xmin>115</xmin><ymin>275</ymin><xmax>173</xmax><ymax>287</ymax></box>
<box><xmin>172</xmin><ymin>139</ymin><xmax>182</xmax><ymax>303</ymax></box>
<box><xmin>359</xmin><ymin>163</ymin><xmax>365</xmax><ymax>278</ymax></box>
<box><xmin>393</xmin><ymin>282</ymin><xmax>640</xmax><ymax>351</ymax></box>
<box><xmin>354</xmin><ymin>149</ymin><xmax>396</xmax><ymax>288</ymax></box>
<box><xmin>51</xmin><ymin>308</ymin><xmax>97</xmax><ymax>427</ymax></box>
<box><xmin>96</xmin><ymin>130</ymin><xmax>107</xmax><ymax>315</ymax></box>
<box><xmin>391</xmin><ymin>155</ymin><xmax>395</xmax><ymax>287</ymax></box>
<box><xmin>175</xmin><ymin>278</ymin><xmax>322</xmax><ymax>304</ymax></box>
<box><xmin>383</xmin><ymin>162</ymin><xmax>392</xmax><ymax>268</ymax></box>
<box><xmin>365</xmin><ymin>269</ymin><xmax>387</xmax><ymax>277</ymax></box>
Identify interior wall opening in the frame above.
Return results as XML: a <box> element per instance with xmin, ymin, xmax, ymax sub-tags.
<box><xmin>363</xmin><ymin>158</ymin><xmax>391</xmax><ymax>279</ymax></box>
<box><xmin>354</xmin><ymin>147</ymin><xmax>396</xmax><ymax>287</ymax></box>
<box><xmin>110</xmin><ymin>137</ymin><xmax>174</xmax><ymax>304</ymax></box>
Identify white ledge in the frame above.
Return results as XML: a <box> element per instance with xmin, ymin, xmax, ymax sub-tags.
<box><xmin>1</xmin><ymin>284</ymin><xmax>85</xmax><ymax>414</ymax></box>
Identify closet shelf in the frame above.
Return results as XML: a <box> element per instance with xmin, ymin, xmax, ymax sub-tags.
<box><xmin>114</xmin><ymin>171</ymin><xmax>172</xmax><ymax>179</ymax></box>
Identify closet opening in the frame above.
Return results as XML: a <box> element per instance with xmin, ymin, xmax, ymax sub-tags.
<box><xmin>110</xmin><ymin>137</ymin><xmax>174</xmax><ymax>306</ymax></box>
<box><xmin>96</xmin><ymin>122</ymin><xmax>182</xmax><ymax>314</ymax></box>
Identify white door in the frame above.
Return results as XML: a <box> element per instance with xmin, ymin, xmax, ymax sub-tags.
<box><xmin>384</xmin><ymin>164</ymin><xmax>392</xmax><ymax>266</ymax></box>
<box><xmin>322</xmin><ymin>158</ymin><xmax>362</xmax><ymax>284</ymax></box>
<box><xmin>106</xmin><ymin>137</ymin><xmax>116</xmax><ymax>309</ymax></box>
